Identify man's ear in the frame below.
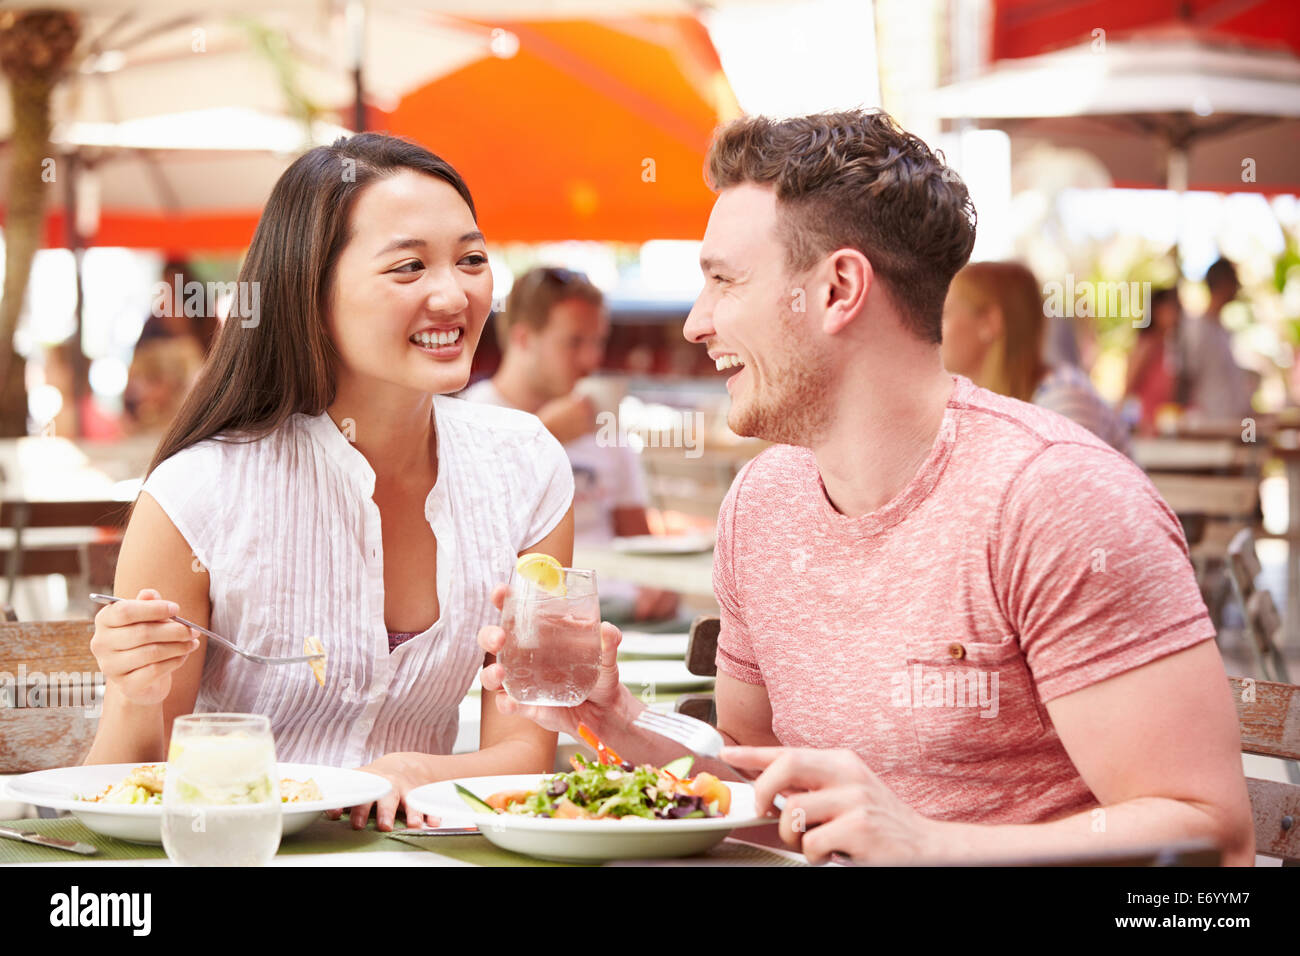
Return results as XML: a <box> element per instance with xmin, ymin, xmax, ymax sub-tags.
<box><xmin>821</xmin><ymin>249</ymin><xmax>872</xmax><ymax>336</ymax></box>
<box><xmin>509</xmin><ymin>322</ymin><xmax>532</xmax><ymax>352</ymax></box>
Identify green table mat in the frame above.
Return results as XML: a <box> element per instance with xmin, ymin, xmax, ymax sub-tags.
<box><xmin>2</xmin><ymin>816</ymin><xmax>805</xmax><ymax>866</ymax></box>
<box><xmin>386</xmin><ymin>833</ymin><xmax>585</xmax><ymax>866</ymax></box>
<box><xmin>0</xmin><ymin>815</ymin><xmax>422</xmax><ymax>864</ymax></box>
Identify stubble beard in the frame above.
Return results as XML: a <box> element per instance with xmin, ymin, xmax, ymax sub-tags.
<box><xmin>727</xmin><ymin>317</ymin><xmax>836</xmax><ymax>448</ymax></box>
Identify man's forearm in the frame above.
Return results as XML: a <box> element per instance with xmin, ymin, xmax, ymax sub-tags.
<box><xmin>925</xmin><ymin>796</ymin><xmax>1253</xmax><ymax>866</ymax></box>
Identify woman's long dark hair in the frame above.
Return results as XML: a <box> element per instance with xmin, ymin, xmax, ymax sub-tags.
<box><xmin>142</xmin><ymin>133</ymin><xmax>476</xmax><ymax>482</ymax></box>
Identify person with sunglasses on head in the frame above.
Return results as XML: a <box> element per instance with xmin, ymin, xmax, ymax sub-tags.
<box><xmin>461</xmin><ymin>266</ymin><xmax>680</xmax><ymax>624</ymax></box>
<box><xmin>83</xmin><ymin>134</ymin><xmax>573</xmax><ymax>832</ymax></box>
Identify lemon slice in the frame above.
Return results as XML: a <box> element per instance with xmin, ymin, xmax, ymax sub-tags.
<box><xmin>304</xmin><ymin>635</ymin><xmax>326</xmax><ymax>687</ymax></box>
<box><xmin>515</xmin><ymin>553</ymin><xmax>566</xmax><ymax>596</ymax></box>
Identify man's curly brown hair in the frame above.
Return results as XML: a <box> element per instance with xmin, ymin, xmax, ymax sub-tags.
<box><xmin>706</xmin><ymin>109</ymin><xmax>977</xmax><ymax>344</ymax></box>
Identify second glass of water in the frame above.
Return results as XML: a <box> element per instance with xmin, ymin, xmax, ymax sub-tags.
<box><xmin>161</xmin><ymin>713</ymin><xmax>282</xmax><ymax>866</ymax></box>
<box><xmin>500</xmin><ymin>567</ymin><xmax>601</xmax><ymax>706</ymax></box>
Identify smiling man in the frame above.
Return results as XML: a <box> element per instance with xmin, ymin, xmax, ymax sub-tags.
<box><xmin>478</xmin><ymin>110</ymin><xmax>1254</xmax><ymax>865</ymax></box>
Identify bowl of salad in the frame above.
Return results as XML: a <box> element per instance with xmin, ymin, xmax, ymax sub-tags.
<box><xmin>405</xmin><ymin>729</ymin><xmax>769</xmax><ymax>862</ymax></box>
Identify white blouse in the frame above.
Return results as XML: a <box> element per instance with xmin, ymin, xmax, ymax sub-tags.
<box><xmin>139</xmin><ymin>395</ymin><xmax>574</xmax><ymax>766</ymax></box>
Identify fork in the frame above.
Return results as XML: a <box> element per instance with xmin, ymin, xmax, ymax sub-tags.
<box><xmin>89</xmin><ymin>594</ymin><xmax>325</xmax><ymax>667</ymax></box>
<box><xmin>632</xmin><ymin>708</ymin><xmax>786</xmax><ymax>811</ymax></box>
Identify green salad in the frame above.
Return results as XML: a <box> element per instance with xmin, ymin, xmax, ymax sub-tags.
<box><xmin>461</xmin><ymin>753</ymin><xmax>732</xmax><ymax>820</ymax></box>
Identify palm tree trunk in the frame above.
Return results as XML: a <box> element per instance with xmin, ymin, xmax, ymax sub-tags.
<box><xmin>0</xmin><ymin>11</ymin><xmax>81</xmax><ymax>437</ymax></box>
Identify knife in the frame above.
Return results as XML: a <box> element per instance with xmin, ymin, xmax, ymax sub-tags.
<box><xmin>386</xmin><ymin>826</ymin><xmax>479</xmax><ymax>837</ymax></box>
<box><xmin>0</xmin><ymin>825</ymin><xmax>98</xmax><ymax>855</ymax></box>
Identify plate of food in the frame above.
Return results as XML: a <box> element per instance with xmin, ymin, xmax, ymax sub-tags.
<box><xmin>2</xmin><ymin>762</ymin><xmax>390</xmax><ymax>844</ymax></box>
<box><xmin>615</xmin><ymin>631</ymin><xmax>690</xmax><ymax>659</ymax></box>
<box><xmin>405</xmin><ymin>729</ymin><xmax>767</xmax><ymax>863</ymax></box>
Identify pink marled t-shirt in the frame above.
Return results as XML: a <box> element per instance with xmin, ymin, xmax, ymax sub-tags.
<box><xmin>714</xmin><ymin>375</ymin><xmax>1214</xmax><ymax>825</ymax></box>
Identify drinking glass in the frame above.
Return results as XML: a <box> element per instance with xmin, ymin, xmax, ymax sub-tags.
<box><xmin>500</xmin><ymin>567</ymin><xmax>601</xmax><ymax>706</ymax></box>
<box><xmin>161</xmin><ymin>713</ymin><xmax>282</xmax><ymax>866</ymax></box>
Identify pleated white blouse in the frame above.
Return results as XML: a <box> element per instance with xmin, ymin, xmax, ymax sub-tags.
<box><xmin>139</xmin><ymin>395</ymin><xmax>574</xmax><ymax>766</ymax></box>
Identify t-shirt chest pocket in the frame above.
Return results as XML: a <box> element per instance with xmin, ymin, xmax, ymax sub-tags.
<box><xmin>899</xmin><ymin>635</ymin><xmax>1047</xmax><ymax>763</ymax></box>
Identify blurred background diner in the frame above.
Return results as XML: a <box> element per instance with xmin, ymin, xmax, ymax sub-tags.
<box><xmin>1</xmin><ymin>1</ymin><xmax>1298</xmax><ymax>856</ymax></box>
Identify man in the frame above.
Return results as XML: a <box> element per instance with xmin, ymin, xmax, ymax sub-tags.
<box><xmin>462</xmin><ymin>267</ymin><xmax>678</xmax><ymax>622</ymax></box>
<box><xmin>1180</xmin><ymin>257</ymin><xmax>1254</xmax><ymax>419</ymax></box>
<box><xmin>478</xmin><ymin>111</ymin><xmax>1253</xmax><ymax>865</ymax></box>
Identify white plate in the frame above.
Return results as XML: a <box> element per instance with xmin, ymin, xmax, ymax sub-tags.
<box><xmin>611</xmin><ymin>533</ymin><xmax>715</xmax><ymax>555</ymax></box>
<box><xmin>619</xmin><ymin>659</ymin><xmax>713</xmax><ymax>692</ymax></box>
<box><xmin>405</xmin><ymin>773</ymin><xmax>768</xmax><ymax>863</ymax></box>
<box><xmin>2</xmin><ymin>763</ymin><xmax>391</xmax><ymax>845</ymax></box>
<box><xmin>616</xmin><ymin>631</ymin><xmax>689</xmax><ymax>659</ymax></box>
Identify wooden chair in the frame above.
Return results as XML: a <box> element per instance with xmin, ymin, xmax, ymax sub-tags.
<box><xmin>673</xmin><ymin>615</ymin><xmax>718</xmax><ymax>725</ymax></box>
<box><xmin>1227</xmin><ymin>527</ymin><xmax>1263</xmax><ymax>608</ymax></box>
<box><xmin>0</xmin><ymin>620</ymin><xmax>101</xmax><ymax>776</ymax></box>
<box><xmin>1142</xmin><ymin>441</ymin><xmax>1265</xmax><ymax>631</ymax></box>
<box><xmin>1229</xmin><ymin>676</ymin><xmax>1300</xmax><ymax>862</ymax></box>
<box><xmin>1</xmin><ymin>500</ymin><xmax>129</xmax><ymax>610</ymax></box>
<box><xmin>679</xmin><ymin>616</ymin><xmax>1300</xmax><ymax>863</ymax></box>
<box><xmin>1226</xmin><ymin>529</ymin><xmax>1293</xmax><ymax>688</ymax></box>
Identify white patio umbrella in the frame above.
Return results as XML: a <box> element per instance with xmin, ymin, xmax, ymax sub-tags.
<box><xmin>0</xmin><ymin>2</ymin><xmax>509</xmax><ymax>140</ymax></box>
<box><xmin>928</xmin><ymin>25</ymin><xmax>1300</xmax><ymax>193</ymax></box>
<box><xmin>36</xmin><ymin>108</ymin><xmax>354</xmax><ymax>221</ymax></box>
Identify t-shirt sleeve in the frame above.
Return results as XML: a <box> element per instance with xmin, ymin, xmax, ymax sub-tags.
<box><xmin>520</xmin><ymin>424</ymin><xmax>576</xmax><ymax>550</ymax></box>
<box><xmin>137</xmin><ymin>442</ymin><xmax>220</xmax><ymax>572</ymax></box>
<box><xmin>713</xmin><ymin>462</ymin><xmax>764</xmax><ymax>686</ymax></box>
<box><xmin>994</xmin><ymin>442</ymin><xmax>1215</xmax><ymax>703</ymax></box>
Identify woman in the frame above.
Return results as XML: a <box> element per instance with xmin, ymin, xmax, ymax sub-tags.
<box><xmin>1124</xmin><ymin>287</ymin><xmax>1182</xmax><ymax>435</ymax></box>
<box><xmin>941</xmin><ymin>261</ymin><xmax>1133</xmax><ymax>457</ymax></box>
<box><xmin>85</xmin><ymin>134</ymin><xmax>575</xmax><ymax>831</ymax></box>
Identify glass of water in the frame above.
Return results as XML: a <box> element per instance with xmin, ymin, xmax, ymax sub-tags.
<box><xmin>161</xmin><ymin>713</ymin><xmax>282</xmax><ymax>866</ymax></box>
<box><xmin>499</xmin><ymin>567</ymin><xmax>601</xmax><ymax>707</ymax></box>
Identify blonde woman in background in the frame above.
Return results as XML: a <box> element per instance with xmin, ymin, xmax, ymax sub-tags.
<box><xmin>941</xmin><ymin>261</ymin><xmax>1133</xmax><ymax>457</ymax></box>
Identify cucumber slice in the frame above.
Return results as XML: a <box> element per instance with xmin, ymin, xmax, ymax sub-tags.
<box><xmin>455</xmin><ymin>783</ymin><xmax>495</xmax><ymax>814</ymax></box>
<box><xmin>662</xmin><ymin>756</ymin><xmax>694</xmax><ymax>778</ymax></box>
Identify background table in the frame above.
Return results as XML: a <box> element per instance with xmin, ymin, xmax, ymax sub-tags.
<box><xmin>574</xmin><ymin>544</ymin><xmax>716</xmax><ymax>600</ymax></box>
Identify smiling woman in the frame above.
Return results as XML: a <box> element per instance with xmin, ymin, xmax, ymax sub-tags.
<box><xmin>83</xmin><ymin>134</ymin><xmax>576</xmax><ymax>832</ymax></box>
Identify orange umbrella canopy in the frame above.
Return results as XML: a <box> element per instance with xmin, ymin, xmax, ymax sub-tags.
<box><xmin>14</xmin><ymin>14</ymin><xmax>737</xmax><ymax>252</ymax></box>
<box><xmin>375</xmin><ymin>16</ymin><xmax>740</xmax><ymax>243</ymax></box>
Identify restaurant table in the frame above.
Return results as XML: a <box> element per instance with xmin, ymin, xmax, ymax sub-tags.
<box><xmin>0</xmin><ymin>816</ymin><xmax>810</xmax><ymax>867</ymax></box>
<box><xmin>573</xmin><ymin>544</ymin><xmax>715</xmax><ymax>600</ymax></box>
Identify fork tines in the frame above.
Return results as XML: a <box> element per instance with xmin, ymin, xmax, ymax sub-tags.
<box><xmin>632</xmin><ymin>708</ymin><xmax>721</xmax><ymax>757</ymax></box>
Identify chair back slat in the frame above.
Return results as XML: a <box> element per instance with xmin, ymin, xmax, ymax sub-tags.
<box><xmin>685</xmin><ymin>615</ymin><xmax>719</xmax><ymax>677</ymax></box>
<box><xmin>1246</xmin><ymin>590</ymin><xmax>1284</xmax><ymax>656</ymax></box>
<box><xmin>1133</xmin><ymin>438</ymin><xmax>1255</xmax><ymax>472</ymax></box>
<box><xmin>0</xmin><ymin>500</ymin><xmax>130</xmax><ymax>530</ymax></box>
<box><xmin>1229</xmin><ymin>676</ymin><xmax>1300</xmax><ymax>762</ymax></box>
<box><xmin>1246</xmin><ymin>777</ymin><xmax>1300</xmax><ymax>860</ymax></box>
<box><xmin>0</xmin><ymin>621</ymin><xmax>98</xmax><ymax>674</ymax></box>
<box><xmin>0</xmin><ymin>621</ymin><xmax>100</xmax><ymax>774</ymax></box>
<box><xmin>1227</xmin><ymin>527</ymin><xmax>1261</xmax><ymax>605</ymax></box>
<box><xmin>1146</xmin><ymin>474</ymin><xmax>1259</xmax><ymax>518</ymax></box>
